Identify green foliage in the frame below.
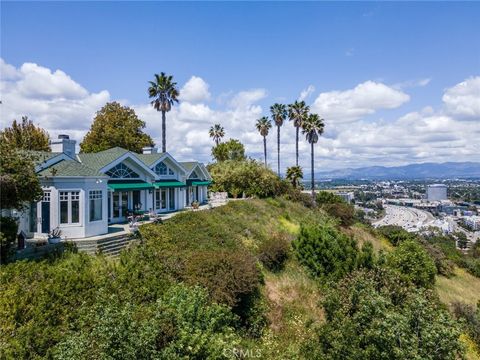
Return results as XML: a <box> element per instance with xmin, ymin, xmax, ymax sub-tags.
<box><xmin>53</xmin><ymin>285</ymin><xmax>240</xmax><ymax>360</ymax></box>
<box><xmin>303</xmin><ymin>269</ymin><xmax>463</xmax><ymax>359</ymax></box>
<box><xmin>0</xmin><ymin>217</ymin><xmax>18</xmax><ymax>263</ymax></box>
<box><xmin>418</xmin><ymin>238</ymin><xmax>455</xmax><ymax>277</ymax></box>
<box><xmin>315</xmin><ymin>190</ymin><xmax>344</xmax><ymax>205</ymax></box>
<box><xmin>293</xmin><ymin>223</ymin><xmax>359</xmax><ymax>280</ymax></box>
<box><xmin>452</xmin><ymin>302</ymin><xmax>480</xmax><ymax>347</ymax></box>
<box><xmin>387</xmin><ymin>240</ymin><xmax>437</xmax><ymax>288</ymax></box>
<box><xmin>80</xmin><ymin>102</ymin><xmax>154</xmax><ymax>153</ymax></box>
<box><xmin>377</xmin><ymin>225</ymin><xmax>415</xmax><ymax>246</ymax></box>
<box><xmin>323</xmin><ymin>203</ymin><xmax>355</xmax><ymax>227</ymax></box>
<box><xmin>285</xmin><ymin>166</ymin><xmax>303</xmax><ymax>189</ymax></box>
<box><xmin>258</xmin><ymin>232</ymin><xmax>290</xmax><ymax>272</ymax></box>
<box><xmin>208</xmin><ymin>159</ymin><xmax>289</xmax><ymax>198</ymax></box>
<box><xmin>0</xmin><ymin>141</ymin><xmax>43</xmax><ymax>210</ymax></box>
<box><xmin>211</xmin><ymin>138</ymin><xmax>246</xmax><ymax>162</ymax></box>
<box><xmin>0</xmin><ymin>116</ymin><xmax>50</xmax><ymax>151</ymax></box>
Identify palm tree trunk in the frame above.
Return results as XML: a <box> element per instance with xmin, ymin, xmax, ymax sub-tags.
<box><xmin>263</xmin><ymin>136</ymin><xmax>267</xmax><ymax>168</ymax></box>
<box><xmin>295</xmin><ymin>127</ymin><xmax>299</xmax><ymax>166</ymax></box>
<box><xmin>311</xmin><ymin>142</ymin><xmax>315</xmax><ymax>205</ymax></box>
<box><xmin>277</xmin><ymin>125</ymin><xmax>281</xmax><ymax>177</ymax></box>
<box><xmin>161</xmin><ymin>110</ymin><xmax>166</xmax><ymax>153</ymax></box>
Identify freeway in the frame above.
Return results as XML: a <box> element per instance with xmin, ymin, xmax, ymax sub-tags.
<box><xmin>373</xmin><ymin>205</ymin><xmax>436</xmax><ymax>232</ymax></box>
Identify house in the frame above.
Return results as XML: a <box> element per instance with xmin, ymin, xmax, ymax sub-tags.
<box><xmin>16</xmin><ymin>135</ymin><xmax>212</xmax><ymax>240</ymax></box>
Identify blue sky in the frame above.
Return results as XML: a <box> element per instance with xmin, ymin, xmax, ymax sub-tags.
<box><xmin>1</xmin><ymin>1</ymin><xmax>479</xmax><ymax>171</ymax></box>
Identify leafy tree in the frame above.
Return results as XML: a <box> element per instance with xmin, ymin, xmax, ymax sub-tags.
<box><xmin>80</xmin><ymin>102</ymin><xmax>154</xmax><ymax>153</ymax></box>
<box><xmin>148</xmin><ymin>72</ymin><xmax>179</xmax><ymax>153</ymax></box>
<box><xmin>323</xmin><ymin>202</ymin><xmax>355</xmax><ymax>227</ymax></box>
<box><xmin>286</xmin><ymin>165</ymin><xmax>303</xmax><ymax>189</ymax></box>
<box><xmin>377</xmin><ymin>225</ymin><xmax>415</xmax><ymax>246</ymax></box>
<box><xmin>0</xmin><ymin>116</ymin><xmax>50</xmax><ymax>151</ymax></box>
<box><xmin>454</xmin><ymin>231</ymin><xmax>469</xmax><ymax>250</ymax></box>
<box><xmin>288</xmin><ymin>101</ymin><xmax>309</xmax><ymax>166</ymax></box>
<box><xmin>209</xmin><ymin>123</ymin><xmax>225</xmax><ymax>145</ymax></box>
<box><xmin>387</xmin><ymin>240</ymin><xmax>437</xmax><ymax>288</ymax></box>
<box><xmin>302</xmin><ymin>113</ymin><xmax>325</xmax><ymax>203</ymax></box>
<box><xmin>316</xmin><ymin>190</ymin><xmax>344</xmax><ymax>205</ymax></box>
<box><xmin>0</xmin><ymin>217</ymin><xmax>19</xmax><ymax>264</ymax></box>
<box><xmin>293</xmin><ymin>223</ymin><xmax>359</xmax><ymax>280</ymax></box>
<box><xmin>304</xmin><ymin>269</ymin><xmax>463</xmax><ymax>359</ymax></box>
<box><xmin>270</xmin><ymin>103</ymin><xmax>287</xmax><ymax>176</ymax></box>
<box><xmin>255</xmin><ymin>116</ymin><xmax>272</xmax><ymax>167</ymax></box>
<box><xmin>211</xmin><ymin>139</ymin><xmax>246</xmax><ymax>162</ymax></box>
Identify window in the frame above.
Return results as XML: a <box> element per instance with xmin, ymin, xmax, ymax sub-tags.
<box><xmin>189</xmin><ymin>170</ymin><xmax>199</xmax><ymax>179</ymax></box>
<box><xmin>59</xmin><ymin>191</ymin><xmax>80</xmax><ymax>224</ymax></box>
<box><xmin>154</xmin><ymin>162</ymin><xmax>174</xmax><ymax>176</ymax></box>
<box><xmin>89</xmin><ymin>190</ymin><xmax>103</xmax><ymax>222</ymax></box>
<box><xmin>106</xmin><ymin>163</ymin><xmax>139</xmax><ymax>178</ymax></box>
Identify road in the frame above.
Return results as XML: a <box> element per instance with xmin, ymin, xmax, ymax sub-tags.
<box><xmin>373</xmin><ymin>205</ymin><xmax>436</xmax><ymax>232</ymax></box>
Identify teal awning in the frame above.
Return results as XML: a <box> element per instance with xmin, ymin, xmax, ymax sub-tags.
<box><xmin>154</xmin><ymin>180</ymin><xmax>186</xmax><ymax>188</ymax></box>
<box><xmin>191</xmin><ymin>181</ymin><xmax>212</xmax><ymax>186</ymax></box>
<box><xmin>108</xmin><ymin>181</ymin><xmax>154</xmax><ymax>191</ymax></box>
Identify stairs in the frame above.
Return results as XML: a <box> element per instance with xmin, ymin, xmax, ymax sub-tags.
<box><xmin>72</xmin><ymin>233</ymin><xmax>139</xmax><ymax>257</ymax></box>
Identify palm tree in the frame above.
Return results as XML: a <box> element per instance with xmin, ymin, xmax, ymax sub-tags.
<box><xmin>302</xmin><ymin>113</ymin><xmax>325</xmax><ymax>203</ymax></box>
<box><xmin>270</xmin><ymin>103</ymin><xmax>287</xmax><ymax>177</ymax></box>
<box><xmin>148</xmin><ymin>73</ymin><xmax>179</xmax><ymax>153</ymax></box>
<box><xmin>255</xmin><ymin>116</ymin><xmax>272</xmax><ymax>167</ymax></box>
<box><xmin>288</xmin><ymin>101</ymin><xmax>310</xmax><ymax>166</ymax></box>
<box><xmin>286</xmin><ymin>166</ymin><xmax>303</xmax><ymax>189</ymax></box>
<box><xmin>209</xmin><ymin>124</ymin><xmax>225</xmax><ymax>146</ymax></box>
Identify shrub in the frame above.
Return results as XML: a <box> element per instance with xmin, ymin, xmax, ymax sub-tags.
<box><xmin>377</xmin><ymin>225</ymin><xmax>415</xmax><ymax>246</ymax></box>
<box><xmin>316</xmin><ymin>191</ymin><xmax>343</xmax><ymax>205</ymax></box>
<box><xmin>419</xmin><ymin>239</ymin><xmax>455</xmax><ymax>277</ymax></box>
<box><xmin>452</xmin><ymin>302</ymin><xmax>480</xmax><ymax>346</ymax></box>
<box><xmin>258</xmin><ymin>233</ymin><xmax>290</xmax><ymax>272</ymax></box>
<box><xmin>387</xmin><ymin>240</ymin><xmax>437</xmax><ymax>288</ymax></box>
<box><xmin>323</xmin><ymin>203</ymin><xmax>355</xmax><ymax>227</ymax></box>
<box><xmin>293</xmin><ymin>223</ymin><xmax>358</xmax><ymax>280</ymax></box>
<box><xmin>0</xmin><ymin>216</ymin><xmax>18</xmax><ymax>263</ymax></box>
<box><xmin>303</xmin><ymin>269</ymin><xmax>463</xmax><ymax>359</ymax></box>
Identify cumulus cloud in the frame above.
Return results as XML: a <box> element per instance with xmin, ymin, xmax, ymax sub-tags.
<box><xmin>178</xmin><ymin>76</ymin><xmax>211</xmax><ymax>103</ymax></box>
<box><xmin>229</xmin><ymin>88</ymin><xmax>267</xmax><ymax>108</ymax></box>
<box><xmin>442</xmin><ymin>76</ymin><xmax>480</xmax><ymax>119</ymax></box>
<box><xmin>311</xmin><ymin>81</ymin><xmax>410</xmax><ymax>123</ymax></box>
<box><xmin>299</xmin><ymin>85</ymin><xmax>315</xmax><ymax>101</ymax></box>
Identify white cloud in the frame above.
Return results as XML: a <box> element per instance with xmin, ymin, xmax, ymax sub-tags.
<box><xmin>311</xmin><ymin>80</ymin><xmax>410</xmax><ymax>123</ymax></box>
<box><xmin>393</xmin><ymin>77</ymin><xmax>431</xmax><ymax>89</ymax></box>
<box><xmin>178</xmin><ymin>76</ymin><xmax>211</xmax><ymax>103</ymax></box>
<box><xmin>442</xmin><ymin>76</ymin><xmax>480</xmax><ymax>119</ymax></box>
<box><xmin>229</xmin><ymin>88</ymin><xmax>267</xmax><ymax>108</ymax></box>
<box><xmin>298</xmin><ymin>85</ymin><xmax>315</xmax><ymax>101</ymax></box>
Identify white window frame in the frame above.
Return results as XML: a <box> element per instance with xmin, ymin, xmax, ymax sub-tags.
<box><xmin>89</xmin><ymin>190</ymin><xmax>103</xmax><ymax>222</ymax></box>
<box><xmin>59</xmin><ymin>190</ymin><xmax>81</xmax><ymax>225</ymax></box>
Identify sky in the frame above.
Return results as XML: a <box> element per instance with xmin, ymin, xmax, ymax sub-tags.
<box><xmin>1</xmin><ymin>1</ymin><xmax>479</xmax><ymax>172</ymax></box>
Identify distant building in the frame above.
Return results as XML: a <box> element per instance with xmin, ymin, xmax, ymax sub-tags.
<box><xmin>464</xmin><ymin>216</ymin><xmax>480</xmax><ymax>231</ymax></box>
<box><xmin>426</xmin><ymin>184</ymin><xmax>447</xmax><ymax>201</ymax></box>
<box><xmin>337</xmin><ymin>191</ymin><xmax>355</xmax><ymax>203</ymax></box>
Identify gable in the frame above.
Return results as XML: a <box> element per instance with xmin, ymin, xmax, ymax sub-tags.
<box><xmin>105</xmin><ymin>162</ymin><xmax>140</xmax><ymax>178</ymax></box>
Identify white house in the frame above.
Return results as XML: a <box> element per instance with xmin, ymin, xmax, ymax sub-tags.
<box><xmin>17</xmin><ymin>135</ymin><xmax>212</xmax><ymax>240</ymax></box>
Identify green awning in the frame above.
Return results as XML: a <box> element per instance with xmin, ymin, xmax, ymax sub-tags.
<box><xmin>154</xmin><ymin>181</ymin><xmax>186</xmax><ymax>188</ymax></box>
<box><xmin>108</xmin><ymin>182</ymin><xmax>154</xmax><ymax>191</ymax></box>
<box><xmin>191</xmin><ymin>181</ymin><xmax>212</xmax><ymax>186</ymax></box>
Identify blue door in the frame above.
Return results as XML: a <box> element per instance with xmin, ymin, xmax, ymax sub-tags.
<box><xmin>41</xmin><ymin>192</ymin><xmax>51</xmax><ymax>233</ymax></box>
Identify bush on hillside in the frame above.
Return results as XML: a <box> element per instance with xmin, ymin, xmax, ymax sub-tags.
<box><xmin>418</xmin><ymin>238</ymin><xmax>455</xmax><ymax>277</ymax></box>
<box><xmin>387</xmin><ymin>240</ymin><xmax>437</xmax><ymax>288</ymax></box>
<box><xmin>208</xmin><ymin>159</ymin><xmax>290</xmax><ymax>198</ymax></box>
<box><xmin>258</xmin><ymin>233</ymin><xmax>290</xmax><ymax>272</ymax></box>
<box><xmin>303</xmin><ymin>269</ymin><xmax>463</xmax><ymax>359</ymax></box>
<box><xmin>293</xmin><ymin>223</ymin><xmax>359</xmax><ymax>280</ymax></box>
<box><xmin>323</xmin><ymin>203</ymin><xmax>355</xmax><ymax>227</ymax></box>
<box><xmin>0</xmin><ymin>216</ymin><xmax>18</xmax><ymax>263</ymax></box>
<box><xmin>452</xmin><ymin>302</ymin><xmax>480</xmax><ymax>347</ymax></box>
<box><xmin>315</xmin><ymin>191</ymin><xmax>344</xmax><ymax>205</ymax></box>
<box><xmin>377</xmin><ymin>225</ymin><xmax>415</xmax><ymax>246</ymax></box>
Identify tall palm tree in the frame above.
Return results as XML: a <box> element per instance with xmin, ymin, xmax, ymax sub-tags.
<box><xmin>286</xmin><ymin>166</ymin><xmax>303</xmax><ymax>189</ymax></box>
<box><xmin>255</xmin><ymin>116</ymin><xmax>272</xmax><ymax>167</ymax></box>
<box><xmin>302</xmin><ymin>113</ymin><xmax>325</xmax><ymax>203</ymax></box>
<box><xmin>209</xmin><ymin>124</ymin><xmax>225</xmax><ymax>146</ymax></box>
<box><xmin>288</xmin><ymin>101</ymin><xmax>310</xmax><ymax>166</ymax></box>
<box><xmin>148</xmin><ymin>73</ymin><xmax>179</xmax><ymax>153</ymax></box>
<box><xmin>270</xmin><ymin>103</ymin><xmax>287</xmax><ymax>177</ymax></box>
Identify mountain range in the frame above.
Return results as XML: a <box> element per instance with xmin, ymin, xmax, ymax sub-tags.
<box><xmin>313</xmin><ymin>162</ymin><xmax>480</xmax><ymax>180</ymax></box>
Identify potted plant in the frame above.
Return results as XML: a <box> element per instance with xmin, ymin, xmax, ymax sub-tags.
<box><xmin>191</xmin><ymin>201</ymin><xmax>200</xmax><ymax>210</ymax></box>
<box><xmin>48</xmin><ymin>227</ymin><xmax>62</xmax><ymax>244</ymax></box>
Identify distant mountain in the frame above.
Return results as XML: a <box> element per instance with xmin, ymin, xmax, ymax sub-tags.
<box><xmin>313</xmin><ymin>162</ymin><xmax>480</xmax><ymax>180</ymax></box>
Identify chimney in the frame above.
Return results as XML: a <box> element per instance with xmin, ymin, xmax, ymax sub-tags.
<box><xmin>142</xmin><ymin>146</ymin><xmax>158</xmax><ymax>154</ymax></box>
<box><xmin>50</xmin><ymin>134</ymin><xmax>76</xmax><ymax>158</ymax></box>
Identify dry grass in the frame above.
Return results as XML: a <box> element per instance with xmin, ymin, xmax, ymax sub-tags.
<box><xmin>343</xmin><ymin>223</ymin><xmax>393</xmax><ymax>253</ymax></box>
<box><xmin>436</xmin><ymin>267</ymin><xmax>480</xmax><ymax>308</ymax></box>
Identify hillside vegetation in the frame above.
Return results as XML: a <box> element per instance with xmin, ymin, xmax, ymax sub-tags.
<box><xmin>1</xmin><ymin>197</ymin><xmax>478</xmax><ymax>359</ymax></box>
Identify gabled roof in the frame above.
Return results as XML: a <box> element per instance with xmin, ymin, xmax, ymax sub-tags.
<box><xmin>179</xmin><ymin>161</ymin><xmax>198</xmax><ymax>172</ymax></box>
<box><xmin>38</xmin><ymin>159</ymin><xmax>106</xmax><ymax>177</ymax></box>
<box><xmin>77</xmin><ymin>147</ymin><xmax>130</xmax><ymax>171</ymax></box>
<box><xmin>135</xmin><ymin>153</ymin><xmax>166</xmax><ymax>166</ymax></box>
<box><xmin>30</xmin><ymin>151</ymin><xmax>63</xmax><ymax>165</ymax></box>
<box><xmin>180</xmin><ymin>161</ymin><xmax>211</xmax><ymax>180</ymax></box>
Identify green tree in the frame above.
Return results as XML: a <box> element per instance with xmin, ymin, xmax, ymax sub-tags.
<box><xmin>302</xmin><ymin>113</ymin><xmax>325</xmax><ymax>203</ymax></box>
<box><xmin>286</xmin><ymin>166</ymin><xmax>303</xmax><ymax>189</ymax></box>
<box><xmin>255</xmin><ymin>116</ymin><xmax>272</xmax><ymax>168</ymax></box>
<box><xmin>209</xmin><ymin>124</ymin><xmax>225</xmax><ymax>146</ymax></box>
<box><xmin>316</xmin><ymin>190</ymin><xmax>344</xmax><ymax>205</ymax></box>
<box><xmin>454</xmin><ymin>231</ymin><xmax>469</xmax><ymax>250</ymax></box>
<box><xmin>377</xmin><ymin>225</ymin><xmax>415</xmax><ymax>246</ymax></box>
<box><xmin>148</xmin><ymin>72</ymin><xmax>179</xmax><ymax>153</ymax></box>
<box><xmin>80</xmin><ymin>102</ymin><xmax>154</xmax><ymax>153</ymax></box>
<box><xmin>270</xmin><ymin>103</ymin><xmax>287</xmax><ymax>176</ymax></box>
<box><xmin>211</xmin><ymin>139</ymin><xmax>246</xmax><ymax>162</ymax></box>
<box><xmin>1</xmin><ymin>116</ymin><xmax>50</xmax><ymax>151</ymax></box>
<box><xmin>288</xmin><ymin>101</ymin><xmax>309</xmax><ymax>166</ymax></box>
<box><xmin>387</xmin><ymin>240</ymin><xmax>437</xmax><ymax>288</ymax></box>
